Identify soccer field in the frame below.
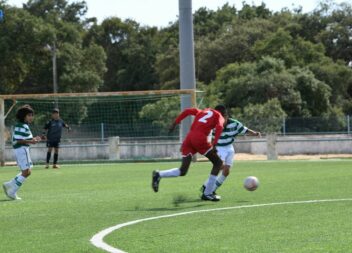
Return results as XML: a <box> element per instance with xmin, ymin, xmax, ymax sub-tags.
<box><xmin>1</xmin><ymin>160</ymin><xmax>352</xmax><ymax>253</ymax></box>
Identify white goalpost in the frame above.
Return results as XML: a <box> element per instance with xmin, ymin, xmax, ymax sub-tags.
<box><xmin>0</xmin><ymin>89</ymin><xmax>196</xmax><ymax>166</ymax></box>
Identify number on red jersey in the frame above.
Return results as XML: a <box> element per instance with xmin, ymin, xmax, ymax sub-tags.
<box><xmin>198</xmin><ymin>110</ymin><xmax>214</xmax><ymax>123</ymax></box>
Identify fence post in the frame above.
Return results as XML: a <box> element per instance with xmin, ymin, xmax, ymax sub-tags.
<box><xmin>108</xmin><ymin>136</ymin><xmax>120</xmax><ymax>160</ymax></box>
<box><xmin>282</xmin><ymin>117</ymin><xmax>286</xmax><ymax>136</ymax></box>
<box><xmin>347</xmin><ymin>115</ymin><xmax>350</xmax><ymax>135</ymax></box>
<box><xmin>266</xmin><ymin>134</ymin><xmax>278</xmax><ymax>160</ymax></box>
<box><xmin>101</xmin><ymin>123</ymin><xmax>105</xmax><ymax>142</ymax></box>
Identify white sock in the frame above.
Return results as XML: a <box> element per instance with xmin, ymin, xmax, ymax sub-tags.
<box><xmin>204</xmin><ymin>175</ymin><xmax>217</xmax><ymax>195</ymax></box>
<box><xmin>159</xmin><ymin>168</ymin><xmax>180</xmax><ymax>178</ymax></box>
<box><xmin>214</xmin><ymin>174</ymin><xmax>227</xmax><ymax>191</ymax></box>
<box><xmin>10</xmin><ymin>174</ymin><xmax>26</xmax><ymax>193</ymax></box>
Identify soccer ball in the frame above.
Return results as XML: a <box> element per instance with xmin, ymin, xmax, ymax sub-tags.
<box><xmin>244</xmin><ymin>176</ymin><xmax>259</xmax><ymax>191</ymax></box>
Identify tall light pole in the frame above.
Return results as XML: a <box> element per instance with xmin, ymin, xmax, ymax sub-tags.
<box><xmin>179</xmin><ymin>0</ymin><xmax>196</xmax><ymax>142</ymax></box>
<box><xmin>46</xmin><ymin>43</ymin><xmax>58</xmax><ymax>107</ymax></box>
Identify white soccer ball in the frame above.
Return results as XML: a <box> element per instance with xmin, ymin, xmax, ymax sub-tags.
<box><xmin>244</xmin><ymin>176</ymin><xmax>259</xmax><ymax>191</ymax></box>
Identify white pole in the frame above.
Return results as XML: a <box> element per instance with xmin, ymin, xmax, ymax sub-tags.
<box><xmin>179</xmin><ymin>0</ymin><xmax>196</xmax><ymax>142</ymax></box>
<box><xmin>51</xmin><ymin>42</ymin><xmax>58</xmax><ymax>108</ymax></box>
<box><xmin>0</xmin><ymin>98</ymin><xmax>5</xmax><ymax>166</ymax></box>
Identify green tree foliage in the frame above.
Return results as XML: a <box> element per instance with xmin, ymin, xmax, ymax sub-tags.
<box><xmin>86</xmin><ymin>17</ymin><xmax>159</xmax><ymax>91</ymax></box>
<box><xmin>0</xmin><ymin>0</ymin><xmax>106</xmax><ymax>94</ymax></box>
<box><xmin>196</xmin><ymin>17</ymin><xmax>275</xmax><ymax>83</ymax></box>
<box><xmin>207</xmin><ymin>57</ymin><xmax>331</xmax><ymax>117</ymax></box>
<box><xmin>236</xmin><ymin>98</ymin><xmax>286</xmax><ymax>133</ymax></box>
<box><xmin>139</xmin><ymin>97</ymin><xmax>180</xmax><ymax>134</ymax></box>
<box><xmin>2</xmin><ymin>0</ymin><xmax>352</xmax><ymax>125</ymax></box>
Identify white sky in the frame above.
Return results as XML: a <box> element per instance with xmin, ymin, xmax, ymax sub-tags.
<box><xmin>7</xmin><ymin>0</ymin><xmax>350</xmax><ymax>27</ymax></box>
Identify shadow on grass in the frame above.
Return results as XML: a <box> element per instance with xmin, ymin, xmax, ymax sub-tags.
<box><xmin>137</xmin><ymin>204</ymin><xmax>207</xmax><ymax>212</ymax></box>
<box><xmin>0</xmin><ymin>199</ymin><xmax>13</xmax><ymax>202</ymax></box>
<box><xmin>130</xmin><ymin>194</ymin><xmax>251</xmax><ymax>212</ymax></box>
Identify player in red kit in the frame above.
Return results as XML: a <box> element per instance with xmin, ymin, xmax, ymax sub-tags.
<box><xmin>152</xmin><ymin>105</ymin><xmax>227</xmax><ymax>201</ymax></box>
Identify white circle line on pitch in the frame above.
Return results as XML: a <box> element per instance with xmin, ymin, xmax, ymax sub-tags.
<box><xmin>90</xmin><ymin>198</ymin><xmax>352</xmax><ymax>253</ymax></box>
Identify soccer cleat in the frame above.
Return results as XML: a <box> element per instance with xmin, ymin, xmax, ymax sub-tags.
<box><xmin>10</xmin><ymin>192</ymin><xmax>21</xmax><ymax>200</ymax></box>
<box><xmin>53</xmin><ymin>164</ymin><xmax>60</xmax><ymax>169</ymax></box>
<box><xmin>200</xmin><ymin>185</ymin><xmax>205</xmax><ymax>194</ymax></box>
<box><xmin>2</xmin><ymin>183</ymin><xmax>21</xmax><ymax>200</ymax></box>
<box><xmin>200</xmin><ymin>185</ymin><xmax>217</xmax><ymax>195</ymax></box>
<box><xmin>201</xmin><ymin>193</ymin><xmax>221</xmax><ymax>202</ymax></box>
<box><xmin>45</xmin><ymin>164</ymin><xmax>49</xmax><ymax>169</ymax></box>
<box><xmin>3</xmin><ymin>182</ymin><xmax>12</xmax><ymax>199</ymax></box>
<box><xmin>152</xmin><ymin>170</ymin><xmax>161</xmax><ymax>192</ymax></box>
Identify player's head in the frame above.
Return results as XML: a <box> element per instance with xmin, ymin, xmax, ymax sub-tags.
<box><xmin>214</xmin><ymin>104</ymin><xmax>228</xmax><ymax>118</ymax></box>
<box><xmin>16</xmin><ymin>105</ymin><xmax>34</xmax><ymax>123</ymax></box>
<box><xmin>52</xmin><ymin>108</ymin><xmax>60</xmax><ymax>119</ymax></box>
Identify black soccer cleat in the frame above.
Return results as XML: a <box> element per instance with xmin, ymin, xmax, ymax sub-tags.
<box><xmin>201</xmin><ymin>193</ymin><xmax>221</xmax><ymax>202</ymax></box>
<box><xmin>200</xmin><ymin>185</ymin><xmax>217</xmax><ymax>196</ymax></box>
<box><xmin>152</xmin><ymin>170</ymin><xmax>161</xmax><ymax>192</ymax></box>
<box><xmin>200</xmin><ymin>185</ymin><xmax>205</xmax><ymax>194</ymax></box>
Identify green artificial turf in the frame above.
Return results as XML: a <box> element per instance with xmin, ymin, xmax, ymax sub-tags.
<box><xmin>1</xmin><ymin>160</ymin><xmax>351</xmax><ymax>253</ymax></box>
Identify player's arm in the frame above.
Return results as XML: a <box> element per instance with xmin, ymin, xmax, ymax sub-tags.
<box><xmin>246</xmin><ymin>128</ymin><xmax>261</xmax><ymax>137</ymax></box>
<box><xmin>212</xmin><ymin>115</ymin><xmax>225</xmax><ymax>146</ymax></box>
<box><xmin>16</xmin><ymin>136</ymin><xmax>42</xmax><ymax>145</ymax></box>
<box><xmin>169</xmin><ymin>108</ymin><xmax>200</xmax><ymax>133</ymax></box>
<box><xmin>63</xmin><ymin>121</ymin><xmax>71</xmax><ymax>131</ymax></box>
<box><xmin>41</xmin><ymin>121</ymin><xmax>50</xmax><ymax>140</ymax></box>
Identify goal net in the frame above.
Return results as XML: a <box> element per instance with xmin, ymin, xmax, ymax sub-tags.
<box><xmin>0</xmin><ymin>90</ymin><xmax>196</xmax><ymax>165</ymax></box>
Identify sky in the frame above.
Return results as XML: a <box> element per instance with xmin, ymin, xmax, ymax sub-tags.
<box><xmin>7</xmin><ymin>0</ymin><xmax>350</xmax><ymax>27</ymax></box>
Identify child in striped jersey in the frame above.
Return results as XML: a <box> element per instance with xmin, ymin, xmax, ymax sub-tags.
<box><xmin>2</xmin><ymin>105</ymin><xmax>42</xmax><ymax>200</ymax></box>
<box><xmin>202</xmin><ymin>115</ymin><xmax>261</xmax><ymax>194</ymax></box>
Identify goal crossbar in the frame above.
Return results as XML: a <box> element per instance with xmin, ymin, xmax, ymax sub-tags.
<box><xmin>0</xmin><ymin>89</ymin><xmax>197</xmax><ymax>166</ymax></box>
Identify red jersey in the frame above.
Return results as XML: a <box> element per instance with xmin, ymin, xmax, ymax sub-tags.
<box><xmin>174</xmin><ymin>108</ymin><xmax>225</xmax><ymax>145</ymax></box>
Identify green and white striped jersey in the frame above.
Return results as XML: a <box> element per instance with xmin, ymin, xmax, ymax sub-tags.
<box><xmin>12</xmin><ymin>122</ymin><xmax>33</xmax><ymax>149</ymax></box>
<box><xmin>214</xmin><ymin>118</ymin><xmax>248</xmax><ymax>146</ymax></box>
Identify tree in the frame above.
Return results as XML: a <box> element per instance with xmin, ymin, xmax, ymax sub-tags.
<box><xmin>87</xmin><ymin>17</ymin><xmax>159</xmax><ymax>91</ymax></box>
<box><xmin>206</xmin><ymin>57</ymin><xmax>332</xmax><ymax>117</ymax></box>
<box><xmin>196</xmin><ymin>17</ymin><xmax>275</xmax><ymax>83</ymax></box>
<box><xmin>236</xmin><ymin>99</ymin><xmax>286</xmax><ymax>133</ymax></box>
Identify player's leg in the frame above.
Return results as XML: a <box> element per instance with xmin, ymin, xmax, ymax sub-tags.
<box><xmin>214</xmin><ymin>165</ymin><xmax>230</xmax><ymax>191</ymax></box>
<box><xmin>53</xmin><ymin>142</ymin><xmax>60</xmax><ymax>168</ymax></box>
<box><xmin>202</xmin><ymin>147</ymin><xmax>227</xmax><ymax>193</ymax></box>
<box><xmin>152</xmin><ymin>155</ymin><xmax>192</xmax><ymax>192</ymax></box>
<box><xmin>3</xmin><ymin>148</ymin><xmax>32</xmax><ymax>200</ymax></box>
<box><xmin>202</xmin><ymin>148</ymin><xmax>223</xmax><ymax>201</ymax></box>
<box><xmin>46</xmin><ymin>145</ymin><xmax>53</xmax><ymax>168</ymax></box>
<box><xmin>214</xmin><ymin>149</ymin><xmax>234</xmax><ymax>191</ymax></box>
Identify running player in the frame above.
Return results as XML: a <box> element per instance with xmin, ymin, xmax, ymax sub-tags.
<box><xmin>2</xmin><ymin>105</ymin><xmax>42</xmax><ymax>200</ymax></box>
<box><xmin>202</xmin><ymin>114</ymin><xmax>261</xmax><ymax>193</ymax></box>
<box><xmin>152</xmin><ymin>105</ymin><xmax>227</xmax><ymax>201</ymax></box>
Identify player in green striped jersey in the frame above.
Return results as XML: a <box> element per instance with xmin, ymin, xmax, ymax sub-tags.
<box><xmin>2</xmin><ymin>105</ymin><xmax>42</xmax><ymax>200</ymax></box>
<box><xmin>202</xmin><ymin>113</ymin><xmax>261</xmax><ymax>194</ymax></box>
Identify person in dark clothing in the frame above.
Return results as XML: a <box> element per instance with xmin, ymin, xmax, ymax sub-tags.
<box><xmin>43</xmin><ymin>108</ymin><xmax>70</xmax><ymax>169</ymax></box>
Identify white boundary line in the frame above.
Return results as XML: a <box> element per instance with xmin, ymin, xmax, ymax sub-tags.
<box><xmin>90</xmin><ymin>198</ymin><xmax>352</xmax><ymax>253</ymax></box>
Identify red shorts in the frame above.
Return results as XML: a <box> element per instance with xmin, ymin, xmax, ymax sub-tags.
<box><xmin>181</xmin><ymin>131</ymin><xmax>213</xmax><ymax>157</ymax></box>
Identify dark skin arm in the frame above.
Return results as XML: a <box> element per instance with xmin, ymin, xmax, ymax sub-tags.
<box><xmin>246</xmin><ymin>128</ymin><xmax>261</xmax><ymax>137</ymax></box>
<box><xmin>168</xmin><ymin>122</ymin><xmax>177</xmax><ymax>133</ymax></box>
<box><xmin>64</xmin><ymin>123</ymin><xmax>71</xmax><ymax>131</ymax></box>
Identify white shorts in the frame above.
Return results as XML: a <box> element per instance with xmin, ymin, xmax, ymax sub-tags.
<box><xmin>14</xmin><ymin>147</ymin><xmax>33</xmax><ymax>170</ymax></box>
<box><xmin>216</xmin><ymin>145</ymin><xmax>235</xmax><ymax>167</ymax></box>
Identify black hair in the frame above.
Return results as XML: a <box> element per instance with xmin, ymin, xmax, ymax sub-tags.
<box><xmin>214</xmin><ymin>104</ymin><xmax>227</xmax><ymax>117</ymax></box>
<box><xmin>16</xmin><ymin>105</ymin><xmax>34</xmax><ymax>123</ymax></box>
